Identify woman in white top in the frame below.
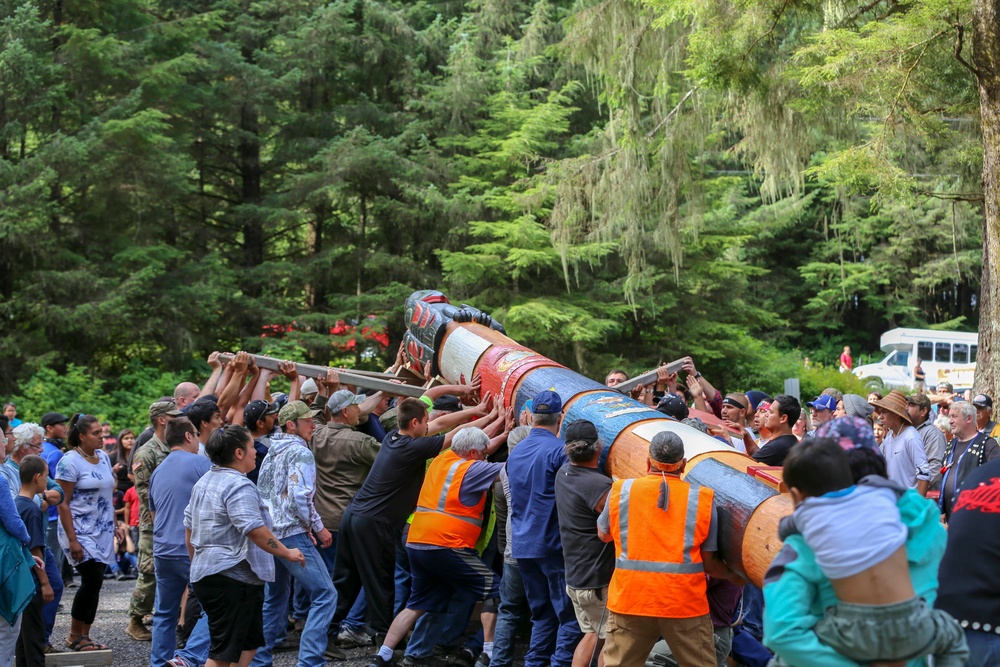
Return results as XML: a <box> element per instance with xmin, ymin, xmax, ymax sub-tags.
<box><xmin>56</xmin><ymin>414</ymin><xmax>121</xmax><ymax>652</ymax></box>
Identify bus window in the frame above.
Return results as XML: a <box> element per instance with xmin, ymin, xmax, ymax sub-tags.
<box><xmin>954</xmin><ymin>344</ymin><xmax>969</xmax><ymax>364</ymax></box>
<box><xmin>935</xmin><ymin>342</ymin><xmax>951</xmax><ymax>363</ymax></box>
<box><xmin>918</xmin><ymin>341</ymin><xmax>934</xmax><ymax>362</ymax></box>
<box><xmin>972</xmin><ymin>345</ymin><xmax>978</xmax><ymax>363</ymax></box>
<box><xmin>888</xmin><ymin>351</ymin><xmax>909</xmax><ymax>367</ymax></box>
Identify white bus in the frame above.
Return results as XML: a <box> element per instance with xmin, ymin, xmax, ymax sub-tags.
<box><xmin>852</xmin><ymin>328</ymin><xmax>978</xmax><ymax>390</ymax></box>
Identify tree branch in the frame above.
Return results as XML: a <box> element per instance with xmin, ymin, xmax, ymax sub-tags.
<box><xmin>953</xmin><ymin>22</ymin><xmax>981</xmax><ymax>81</ymax></box>
<box><xmin>916</xmin><ymin>190</ymin><xmax>984</xmax><ymax>203</ymax></box>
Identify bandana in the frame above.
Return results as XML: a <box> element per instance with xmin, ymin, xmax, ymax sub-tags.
<box><xmin>815</xmin><ymin>416</ymin><xmax>876</xmax><ymax>451</ymax></box>
<box><xmin>649</xmin><ymin>457</ymin><xmax>684</xmax><ymax>473</ymax></box>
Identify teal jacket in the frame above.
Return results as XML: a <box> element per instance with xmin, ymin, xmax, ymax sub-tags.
<box><xmin>762</xmin><ymin>488</ymin><xmax>947</xmax><ymax>667</ymax></box>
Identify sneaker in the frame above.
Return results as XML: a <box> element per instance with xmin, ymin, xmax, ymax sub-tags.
<box><xmin>274</xmin><ymin>636</ymin><xmax>300</xmax><ymax>652</ymax></box>
<box><xmin>125</xmin><ymin>617</ymin><xmax>152</xmax><ymax>641</ymax></box>
<box><xmin>447</xmin><ymin>648</ymin><xmax>477</xmax><ymax>667</ymax></box>
<box><xmin>473</xmin><ymin>653</ymin><xmax>490</xmax><ymax>667</ymax></box>
<box><xmin>368</xmin><ymin>656</ymin><xmax>394</xmax><ymax>667</ymax></box>
<box><xmin>402</xmin><ymin>655</ymin><xmax>452</xmax><ymax>667</ymax></box>
<box><xmin>337</xmin><ymin>626</ymin><xmax>374</xmax><ymax>648</ymax></box>
<box><xmin>115</xmin><ymin>570</ymin><xmax>137</xmax><ymax>581</ymax></box>
<box><xmin>167</xmin><ymin>658</ymin><xmax>193</xmax><ymax>667</ymax></box>
<box><xmin>325</xmin><ymin>644</ymin><xmax>348</xmax><ymax>660</ymax></box>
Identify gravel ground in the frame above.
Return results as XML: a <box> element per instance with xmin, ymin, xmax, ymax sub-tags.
<box><xmin>51</xmin><ymin>578</ymin><xmax>523</xmax><ymax>666</ymax></box>
<box><xmin>51</xmin><ymin>578</ymin><xmax>387</xmax><ymax>666</ymax></box>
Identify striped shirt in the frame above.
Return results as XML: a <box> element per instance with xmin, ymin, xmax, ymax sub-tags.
<box><xmin>184</xmin><ymin>466</ymin><xmax>274</xmax><ymax>584</ymax></box>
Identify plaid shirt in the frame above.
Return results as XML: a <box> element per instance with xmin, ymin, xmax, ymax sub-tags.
<box><xmin>184</xmin><ymin>466</ymin><xmax>274</xmax><ymax>583</ymax></box>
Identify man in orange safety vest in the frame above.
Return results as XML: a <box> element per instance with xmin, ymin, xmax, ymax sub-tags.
<box><xmin>597</xmin><ymin>431</ymin><xmax>742</xmax><ymax>667</ymax></box>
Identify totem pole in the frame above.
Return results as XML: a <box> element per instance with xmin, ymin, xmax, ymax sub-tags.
<box><xmin>401</xmin><ymin>290</ymin><xmax>791</xmax><ymax>586</ymax></box>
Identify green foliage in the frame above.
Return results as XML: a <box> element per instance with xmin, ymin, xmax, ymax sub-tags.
<box><xmin>0</xmin><ymin>0</ymin><xmax>988</xmax><ymax>406</ymax></box>
<box><xmin>9</xmin><ymin>362</ymin><xmax>193</xmax><ymax>432</ymax></box>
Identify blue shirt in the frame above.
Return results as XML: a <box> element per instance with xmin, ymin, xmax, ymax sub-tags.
<box><xmin>506</xmin><ymin>427</ymin><xmax>568</xmax><ymax>559</ymax></box>
<box><xmin>149</xmin><ymin>449</ymin><xmax>211</xmax><ymax>560</ymax></box>
<box><xmin>41</xmin><ymin>439</ymin><xmax>64</xmax><ymax>522</ymax></box>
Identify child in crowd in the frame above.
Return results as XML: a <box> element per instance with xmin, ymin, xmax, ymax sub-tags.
<box><xmin>123</xmin><ymin>483</ymin><xmax>140</xmax><ymax>564</ymax></box>
<box><xmin>15</xmin><ymin>455</ymin><xmax>55</xmax><ymax>666</ymax></box>
<box><xmin>779</xmin><ymin>438</ymin><xmax>967</xmax><ymax>667</ymax></box>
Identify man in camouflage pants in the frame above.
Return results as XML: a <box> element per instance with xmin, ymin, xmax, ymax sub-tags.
<box><xmin>125</xmin><ymin>399</ymin><xmax>183</xmax><ymax>641</ymax></box>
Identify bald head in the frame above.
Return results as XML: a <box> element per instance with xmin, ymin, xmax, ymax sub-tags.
<box><xmin>174</xmin><ymin>382</ymin><xmax>201</xmax><ymax>410</ymax></box>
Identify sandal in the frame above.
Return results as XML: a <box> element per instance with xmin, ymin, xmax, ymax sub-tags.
<box><xmin>65</xmin><ymin>636</ymin><xmax>108</xmax><ymax>651</ymax></box>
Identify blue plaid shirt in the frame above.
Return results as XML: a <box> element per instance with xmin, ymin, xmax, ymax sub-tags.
<box><xmin>184</xmin><ymin>466</ymin><xmax>274</xmax><ymax>584</ymax></box>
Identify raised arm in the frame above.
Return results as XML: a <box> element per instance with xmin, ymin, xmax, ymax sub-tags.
<box><xmin>202</xmin><ymin>352</ymin><xmax>225</xmax><ymax>398</ymax></box>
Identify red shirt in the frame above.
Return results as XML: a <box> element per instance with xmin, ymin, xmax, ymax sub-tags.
<box><xmin>123</xmin><ymin>486</ymin><xmax>139</xmax><ymax>527</ymax></box>
<box><xmin>840</xmin><ymin>352</ymin><xmax>853</xmax><ymax>370</ymax></box>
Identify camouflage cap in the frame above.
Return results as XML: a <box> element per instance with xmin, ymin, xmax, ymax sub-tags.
<box><xmin>149</xmin><ymin>400</ymin><xmax>183</xmax><ymax>422</ymax></box>
<box><xmin>278</xmin><ymin>400</ymin><xmax>319</xmax><ymax>424</ymax></box>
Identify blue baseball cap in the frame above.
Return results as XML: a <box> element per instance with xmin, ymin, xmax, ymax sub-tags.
<box><xmin>532</xmin><ymin>390</ymin><xmax>563</xmax><ymax>415</ymax></box>
<box><xmin>806</xmin><ymin>394</ymin><xmax>837</xmax><ymax>412</ymax></box>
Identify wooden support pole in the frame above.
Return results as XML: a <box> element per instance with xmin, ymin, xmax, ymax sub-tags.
<box><xmin>608</xmin><ymin>358</ymin><xmax>687</xmax><ymax>394</ymax></box>
<box><xmin>45</xmin><ymin>650</ymin><xmax>113</xmax><ymax>666</ymax></box>
<box><xmin>218</xmin><ymin>354</ymin><xmax>426</xmax><ymax>398</ymax></box>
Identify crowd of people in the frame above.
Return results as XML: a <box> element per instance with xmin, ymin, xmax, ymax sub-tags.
<box><xmin>0</xmin><ymin>351</ymin><xmax>998</xmax><ymax>667</ymax></box>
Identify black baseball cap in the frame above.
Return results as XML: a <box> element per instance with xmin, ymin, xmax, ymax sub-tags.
<box><xmin>244</xmin><ymin>399</ymin><xmax>279</xmax><ymax>426</ymax></box>
<box><xmin>40</xmin><ymin>412</ymin><xmax>69</xmax><ymax>428</ymax></box>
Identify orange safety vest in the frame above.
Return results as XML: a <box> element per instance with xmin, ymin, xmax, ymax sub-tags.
<box><xmin>408</xmin><ymin>450</ymin><xmax>487</xmax><ymax>549</ymax></box>
<box><xmin>607</xmin><ymin>474</ymin><xmax>714</xmax><ymax>619</ymax></box>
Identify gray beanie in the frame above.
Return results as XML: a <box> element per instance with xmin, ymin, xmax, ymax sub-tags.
<box><xmin>842</xmin><ymin>394</ymin><xmax>874</xmax><ymax>420</ymax></box>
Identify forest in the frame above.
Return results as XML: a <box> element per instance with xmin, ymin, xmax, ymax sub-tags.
<box><xmin>0</xmin><ymin>0</ymin><xmax>993</xmax><ymax>422</ymax></box>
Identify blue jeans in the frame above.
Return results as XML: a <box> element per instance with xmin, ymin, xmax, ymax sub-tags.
<box><xmin>252</xmin><ymin>533</ymin><xmax>337</xmax><ymax>667</ymax></box>
<box><xmin>395</xmin><ymin>531</ymin><xmax>411</xmax><ymax>616</ymax></box>
<box><xmin>151</xmin><ymin>557</ymin><xmax>194</xmax><ymax>667</ymax></box>
<box><xmin>41</xmin><ymin>548</ymin><xmax>63</xmax><ymax>643</ymax></box>
<box><xmin>964</xmin><ymin>629</ymin><xmax>1000</xmax><ymax>667</ymax></box>
<box><xmin>493</xmin><ymin>561</ymin><xmax>529</xmax><ymax>667</ymax></box>
<box><xmin>317</xmin><ymin>533</ymin><xmax>367</xmax><ymax>632</ymax></box>
<box><xmin>46</xmin><ymin>520</ymin><xmax>65</xmax><ymax>575</ymax></box>
<box><xmin>406</xmin><ymin>588</ymin><xmax>480</xmax><ymax>659</ymax></box>
<box><xmin>174</xmin><ymin>611</ymin><xmax>211</xmax><ymax>667</ymax></box>
<box><xmin>517</xmin><ymin>554</ymin><xmax>582</xmax><ymax>667</ymax></box>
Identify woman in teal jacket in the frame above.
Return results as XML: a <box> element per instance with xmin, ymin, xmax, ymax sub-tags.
<box><xmin>0</xmin><ymin>472</ymin><xmax>38</xmax><ymax>667</ymax></box>
<box><xmin>762</xmin><ymin>417</ymin><xmax>948</xmax><ymax>667</ymax></box>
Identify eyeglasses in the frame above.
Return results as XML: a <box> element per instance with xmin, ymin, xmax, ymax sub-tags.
<box><xmin>29</xmin><ymin>442</ymin><xmax>42</xmax><ymax>450</ymax></box>
<box><xmin>0</xmin><ymin>436</ymin><xmax>6</xmax><ymax>446</ymax></box>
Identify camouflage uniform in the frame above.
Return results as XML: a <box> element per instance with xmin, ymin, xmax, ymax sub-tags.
<box><xmin>128</xmin><ymin>433</ymin><xmax>170</xmax><ymax>619</ymax></box>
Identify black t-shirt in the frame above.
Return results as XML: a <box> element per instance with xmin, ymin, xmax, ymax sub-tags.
<box><xmin>554</xmin><ymin>464</ymin><xmax>615</xmax><ymax>590</ymax></box>
<box><xmin>936</xmin><ymin>458</ymin><xmax>1000</xmax><ymax>625</ymax></box>
<box><xmin>752</xmin><ymin>434</ymin><xmax>797</xmax><ymax>466</ymax></box>
<box><xmin>348</xmin><ymin>429</ymin><xmax>445</xmax><ymax>527</ymax></box>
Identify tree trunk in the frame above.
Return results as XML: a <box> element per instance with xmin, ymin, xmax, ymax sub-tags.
<box><xmin>973</xmin><ymin>0</ymin><xmax>1000</xmax><ymax>397</ymax></box>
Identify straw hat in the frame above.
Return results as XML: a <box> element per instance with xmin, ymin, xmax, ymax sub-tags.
<box><xmin>871</xmin><ymin>390</ymin><xmax>911</xmax><ymax>424</ymax></box>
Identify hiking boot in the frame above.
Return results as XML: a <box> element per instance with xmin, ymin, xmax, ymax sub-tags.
<box><xmin>337</xmin><ymin>626</ymin><xmax>374</xmax><ymax>648</ymax></box>
<box><xmin>125</xmin><ymin>616</ymin><xmax>152</xmax><ymax>641</ymax></box>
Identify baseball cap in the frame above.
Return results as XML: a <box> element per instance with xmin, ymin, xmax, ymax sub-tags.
<box><xmin>40</xmin><ymin>412</ymin><xmax>69</xmax><ymax>428</ymax></box>
<box><xmin>244</xmin><ymin>399</ymin><xmax>279</xmax><ymax>426</ymax></box>
<box><xmin>656</xmin><ymin>393</ymin><xmax>689</xmax><ymax>420</ymax></box>
<box><xmin>149</xmin><ymin>400</ymin><xmax>183</xmax><ymax>421</ymax></box>
<box><xmin>431</xmin><ymin>395</ymin><xmax>462</xmax><ymax>413</ymax></box>
<box><xmin>806</xmin><ymin>394</ymin><xmax>837</xmax><ymax>412</ymax></box>
<box><xmin>906</xmin><ymin>393</ymin><xmax>931</xmax><ymax>410</ymax></box>
<box><xmin>816</xmin><ymin>416</ymin><xmax>877</xmax><ymax>451</ymax></box>
<box><xmin>973</xmin><ymin>394</ymin><xmax>993</xmax><ymax>410</ymax></box>
<box><xmin>532</xmin><ymin>390</ymin><xmax>563</xmax><ymax>415</ymax></box>
<box><xmin>278</xmin><ymin>400</ymin><xmax>319</xmax><ymax>424</ymax></box>
<box><xmin>327</xmin><ymin>390</ymin><xmax>366</xmax><ymax>414</ymax></box>
<box><xmin>300</xmin><ymin>378</ymin><xmax>319</xmax><ymax>396</ymax></box>
<box><xmin>564</xmin><ymin>420</ymin><xmax>599</xmax><ymax>444</ymax></box>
